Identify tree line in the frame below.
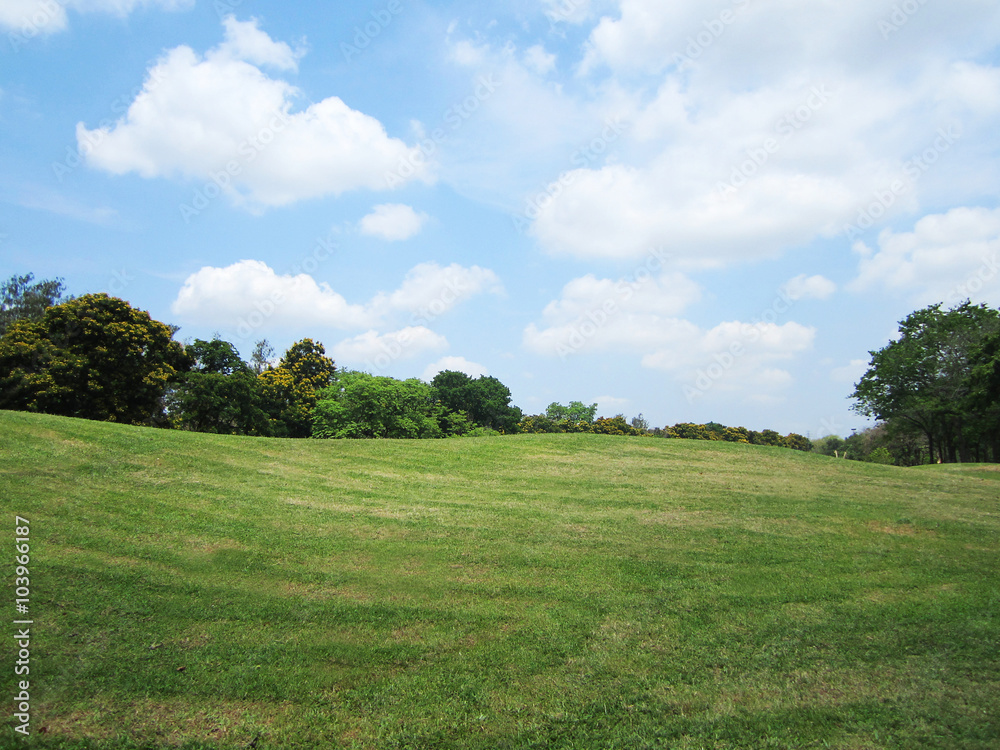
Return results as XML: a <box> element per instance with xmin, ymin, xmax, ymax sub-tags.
<box><xmin>0</xmin><ymin>273</ymin><xmax>818</xmax><ymax>451</ymax></box>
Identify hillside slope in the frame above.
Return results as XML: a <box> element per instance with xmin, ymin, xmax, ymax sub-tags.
<box><xmin>1</xmin><ymin>411</ymin><xmax>998</xmax><ymax>749</ymax></box>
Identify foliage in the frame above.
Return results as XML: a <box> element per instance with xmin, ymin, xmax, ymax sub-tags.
<box><xmin>545</xmin><ymin>400</ymin><xmax>598</xmax><ymax>423</ymax></box>
<box><xmin>259</xmin><ymin>338</ymin><xmax>336</xmax><ymax>437</ymax></box>
<box><xmin>853</xmin><ymin>301</ymin><xmax>1000</xmax><ymax>463</ymax></box>
<box><xmin>431</xmin><ymin>370</ymin><xmax>522</xmax><ymax>433</ymax></box>
<box><xmin>312</xmin><ymin>371</ymin><xmax>442</xmax><ymax>439</ymax></box>
<box><xmin>250</xmin><ymin>338</ymin><xmax>275</xmax><ymax>375</ymax></box>
<box><xmin>0</xmin><ymin>293</ymin><xmax>187</xmax><ymax>424</ymax></box>
<box><xmin>0</xmin><ymin>273</ymin><xmax>68</xmax><ymax>337</ymax></box>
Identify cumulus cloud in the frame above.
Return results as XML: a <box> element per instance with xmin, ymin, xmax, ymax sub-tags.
<box><xmin>359</xmin><ymin>204</ymin><xmax>429</xmax><ymax>241</ymax></box>
<box><xmin>78</xmin><ymin>16</ymin><xmax>426</xmax><ymax>208</ymax></box>
<box><xmin>171</xmin><ymin>259</ymin><xmax>373</xmax><ymax>331</ymax></box>
<box><xmin>522</xmin><ymin>270</ymin><xmax>703</xmax><ymax>356</ymax></box>
<box><xmin>849</xmin><ymin>206</ymin><xmax>1000</xmax><ymax>305</ymax></box>
<box><xmin>422</xmin><ymin>356</ymin><xmax>489</xmax><ymax>381</ymax></box>
<box><xmin>332</xmin><ymin>328</ymin><xmax>448</xmax><ymax>366</ymax></box>
<box><xmin>524</xmin><ymin>267</ymin><xmax>815</xmax><ymax>399</ymax></box>
<box><xmin>369</xmin><ymin>262</ymin><xmax>504</xmax><ymax>322</ymax></box>
<box><xmin>782</xmin><ymin>274</ymin><xmax>837</xmax><ymax>301</ymax></box>
<box><xmin>515</xmin><ymin>1</ymin><xmax>1000</xmax><ymax>266</ymax></box>
<box><xmin>170</xmin><ymin>259</ymin><xmax>503</xmax><ymax>336</ymax></box>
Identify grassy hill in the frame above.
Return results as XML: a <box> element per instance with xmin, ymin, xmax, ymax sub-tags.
<box><xmin>1</xmin><ymin>411</ymin><xmax>998</xmax><ymax>749</ymax></box>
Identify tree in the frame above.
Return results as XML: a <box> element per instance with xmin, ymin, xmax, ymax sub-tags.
<box><xmin>431</xmin><ymin>371</ymin><xmax>522</xmax><ymax>433</ymax></box>
<box><xmin>312</xmin><ymin>371</ymin><xmax>443</xmax><ymax>439</ymax></box>
<box><xmin>853</xmin><ymin>302</ymin><xmax>1000</xmax><ymax>463</ymax></box>
<box><xmin>250</xmin><ymin>339</ymin><xmax>275</xmax><ymax>375</ymax></box>
<box><xmin>0</xmin><ymin>273</ymin><xmax>68</xmax><ymax>337</ymax></box>
<box><xmin>168</xmin><ymin>338</ymin><xmax>268</xmax><ymax>435</ymax></box>
<box><xmin>545</xmin><ymin>401</ymin><xmax>598</xmax><ymax>423</ymax></box>
<box><xmin>0</xmin><ymin>293</ymin><xmax>188</xmax><ymax>424</ymax></box>
<box><xmin>258</xmin><ymin>339</ymin><xmax>336</xmax><ymax>438</ymax></box>
<box><xmin>186</xmin><ymin>338</ymin><xmax>250</xmax><ymax>376</ymax></box>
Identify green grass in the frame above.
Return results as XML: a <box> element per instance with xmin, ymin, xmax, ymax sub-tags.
<box><xmin>1</xmin><ymin>410</ymin><xmax>998</xmax><ymax>749</ymax></box>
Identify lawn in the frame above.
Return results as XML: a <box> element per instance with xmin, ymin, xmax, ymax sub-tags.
<box><xmin>1</xmin><ymin>411</ymin><xmax>998</xmax><ymax>749</ymax></box>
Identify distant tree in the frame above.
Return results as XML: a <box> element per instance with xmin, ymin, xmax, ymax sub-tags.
<box><xmin>0</xmin><ymin>293</ymin><xmax>187</xmax><ymax>424</ymax></box>
<box><xmin>782</xmin><ymin>433</ymin><xmax>813</xmax><ymax>452</ymax></box>
<box><xmin>313</xmin><ymin>371</ymin><xmax>442</xmax><ymax>439</ymax></box>
<box><xmin>592</xmin><ymin>414</ymin><xmax>638</xmax><ymax>436</ymax></box>
<box><xmin>853</xmin><ymin>302</ymin><xmax>1000</xmax><ymax>463</ymax></box>
<box><xmin>545</xmin><ymin>401</ymin><xmax>598</xmax><ymax>423</ymax></box>
<box><xmin>0</xmin><ymin>273</ymin><xmax>69</xmax><ymax>337</ymax></box>
<box><xmin>816</xmin><ymin>435</ymin><xmax>847</xmax><ymax>457</ymax></box>
<box><xmin>250</xmin><ymin>339</ymin><xmax>275</xmax><ymax>375</ymax></box>
<box><xmin>186</xmin><ymin>338</ymin><xmax>250</xmax><ymax>376</ymax></box>
<box><xmin>431</xmin><ymin>371</ymin><xmax>522</xmax><ymax>433</ymax></box>
<box><xmin>168</xmin><ymin>338</ymin><xmax>268</xmax><ymax>435</ymax></box>
<box><xmin>630</xmin><ymin>413</ymin><xmax>650</xmax><ymax>433</ymax></box>
<box><xmin>258</xmin><ymin>339</ymin><xmax>336</xmax><ymax>437</ymax></box>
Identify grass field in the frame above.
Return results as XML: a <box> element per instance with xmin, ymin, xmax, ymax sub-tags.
<box><xmin>1</xmin><ymin>410</ymin><xmax>998</xmax><ymax>749</ymax></box>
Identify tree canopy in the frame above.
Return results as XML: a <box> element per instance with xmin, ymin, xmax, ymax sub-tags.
<box><xmin>0</xmin><ymin>293</ymin><xmax>187</xmax><ymax>424</ymax></box>
<box><xmin>852</xmin><ymin>302</ymin><xmax>1000</xmax><ymax>463</ymax></box>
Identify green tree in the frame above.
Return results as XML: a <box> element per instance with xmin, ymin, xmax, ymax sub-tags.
<box><xmin>168</xmin><ymin>338</ymin><xmax>268</xmax><ymax>435</ymax></box>
<box><xmin>0</xmin><ymin>273</ymin><xmax>69</xmax><ymax>337</ymax></box>
<box><xmin>0</xmin><ymin>293</ymin><xmax>188</xmax><ymax>424</ymax></box>
<box><xmin>258</xmin><ymin>339</ymin><xmax>336</xmax><ymax>438</ymax></box>
<box><xmin>853</xmin><ymin>302</ymin><xmax>1000</xmax><ymax>463</ymax></box>
<box><xmin>431</xmin><ymin>371</ymin><xmax>522</xmax><ymax>433</ymax></box>
<box><xmin>545</xmin><ymin>401</ymin><xmax>598</xmax><ymax>423</ymax></box>
<box><xmin>312</xmin><ymin>371</ymin><xmax>442</xmax><ymax>439</ymax></box>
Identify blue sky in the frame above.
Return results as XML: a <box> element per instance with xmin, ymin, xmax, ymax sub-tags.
<box><xmin>2</xmin><ymin>0</ymin><xmax>1000</xmax><ymax>437</ymax></box>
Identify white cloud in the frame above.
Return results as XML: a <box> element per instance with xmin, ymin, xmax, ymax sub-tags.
<box><xmin>523</xmin><ymin>45</ymin><xmax>557</xmax><ymax>76</ymax></box>
<box><xmin>783</xmin><ymin>274</ymin><xmax>837</xmax><ymax>301</ymax></box>
<box><xmin>359</xmin><ymin>204</ymin><xmax>429</xmax><ymax>242</ymax></box>
<box><xmin>215</xmin><ymin>15</ymin><xmax>305</xmax><ymax>72</ymax></box>
<box><xmin>849</xmin><ymin>206</ymin><xmax>1000</xmax><ymax>305</ymax></box>
<box><xmin>78</xmin><ymin>17</ymin><xmax>426</xmax><ymax>208</ymax></box>
<box><xmin>0</xmin><ymin>0</ymin><xmax>67</xmax><ymax>34</ymax></box>
<box><xmin>1</xmin><ymin>0</ymin><xmax>191</xmax><ymax>34</ymax></box>
<box><xmin>171</xmin><ymin>260</ymin><xmax>373</xmax><ymax>330</ymax></box>
<box><xmin>523</xmin><ymin>267</ymin><xmax>814</xmax><ymax>397</ymax></box>
<box><xmin>510</xmin><ymin>1</ymin><xmax>1000</xmax><ymax>266</ymax></box>
<box><xmin>422</xmin><ymin>356</ymin><xmax>489</xmax><ymax>381</ymax></box>
<box><xmin>170</xmin><ymin>259</ymin><xmax>503</xmax><ymax>333</ymax></box>
<box><xmin>523</xmin><ymin>270</ymin><xmax>703</xmax><ymax>356</ymax></box>
<box><xmin>332</xmin><ymin>328</ymin><xmax>448</xmax><ymax>366</ymax></box>
<box><xmin>369</xmin><ymin>262</ymin><xmax>504</xmax><ymax>322</ymax></box>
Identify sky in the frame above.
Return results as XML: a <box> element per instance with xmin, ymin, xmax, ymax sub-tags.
<box><xmin>2</xmin><ymin>0</ymin><xmax>999</xmax><ymax>437</ymax></box>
